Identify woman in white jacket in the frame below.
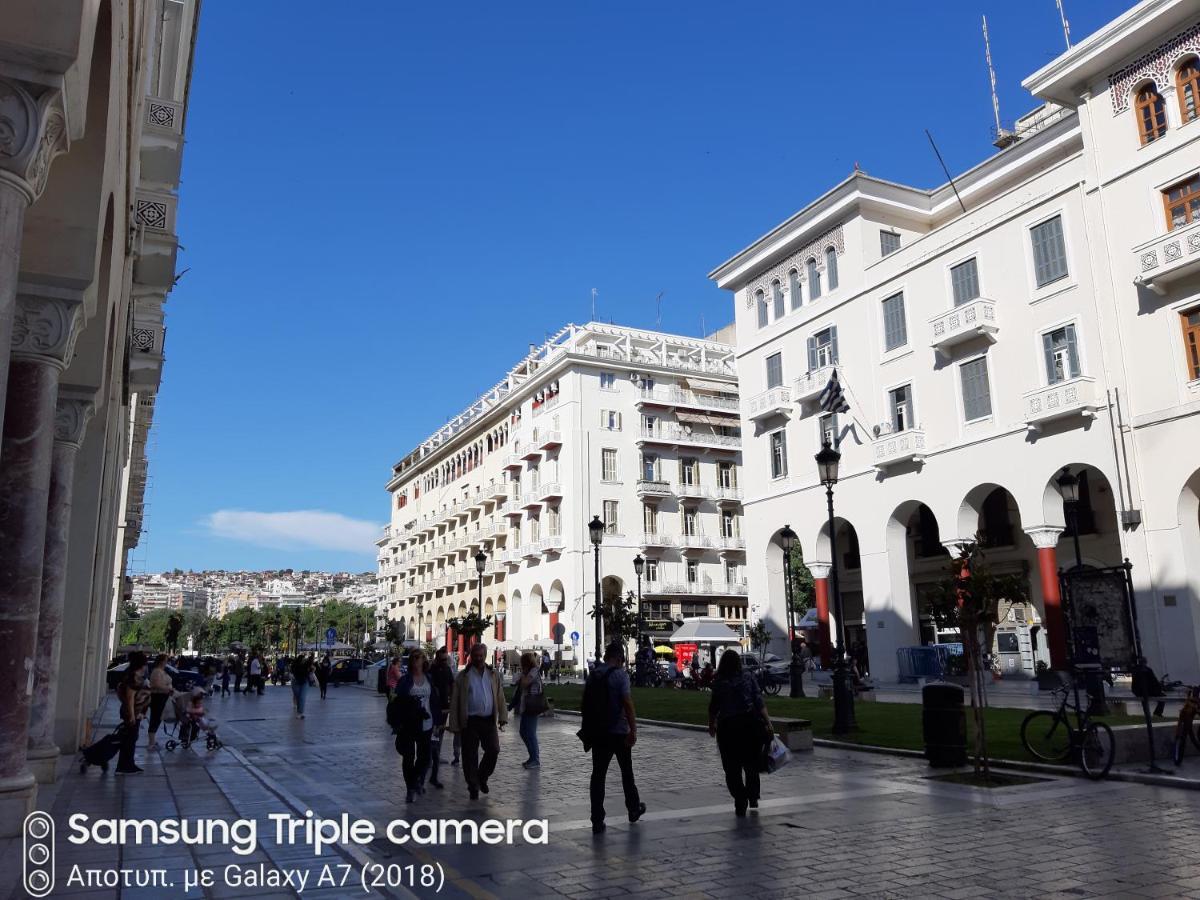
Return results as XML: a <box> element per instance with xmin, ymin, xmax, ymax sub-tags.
<box><xmin>146</xmin><ymin>654</ymin><xmax>174</xmax><ymax>749</ymax></box>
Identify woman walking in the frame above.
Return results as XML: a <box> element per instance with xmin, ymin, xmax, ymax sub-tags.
<box><xmin>145</xmin><ymin>654</ymin><xmax>173</xmax><ymax>750</ymax></box>
<box><xmin>427</xmin><ymin>647</ymin><xmax>455</xmax><ymax>789</ymax></box>
<box><xmin>512</xmin><ymin>651</ymin><xmax>544</xmax><ymax>769</ymax></box>
<box><xmin>116</xmin><ymin>652</ymin><xmax>149</xmax><ymax>774</ymax></box>
<box><xmin>290</xmin><ymin>654</ymin><xmax>313</xmax><ymax>719</ymax></box>
<box><xmin>391</xmin><ymin>650</ymin><xmax>439</xmax><ymax>803</ymax></box>
<box><xmin>317</xmin><ymin>653</ymin><xmax>332</xmax><ymax>700</ymax></box>
<box><xmin>708</xmin><ymin>649</ymin><xmax>772</xmax><ymax>816</ymax></box>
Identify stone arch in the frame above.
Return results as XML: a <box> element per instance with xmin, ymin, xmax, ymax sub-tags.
<box><xmin>886</xmin><ymin>500</ymin><xmax>949</xmax><ymax>648</ymax></box>
<box><xmin>956</xmin><ymin>482</ymin><xmax>1028</xmax><ymax>546</ymax></box>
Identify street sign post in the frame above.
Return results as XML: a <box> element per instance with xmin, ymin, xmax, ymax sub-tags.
<box><xmin>325</xmin><ymin>626</ymin><xmax>337</xmax><ymax>648</ymax></box>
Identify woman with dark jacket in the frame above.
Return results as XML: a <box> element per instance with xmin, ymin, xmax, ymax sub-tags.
<box><xmin>116</xmin><ymin>652</ymin><xmax>150</xmax><ymax>774</ymax></box>
<box><xmin>390</xmin><ymin>649</ymin><xmax>441</xmax><ymax>803</ymax></box>
<box><xmin>427</xmin><ymin>647</ymin><xmax>455</xmax><ymax>786</ymax></box>
<box><xmin>708</xmin><ymin>649</ymin><xmax>773</xmax><ymax>816</ymax></box>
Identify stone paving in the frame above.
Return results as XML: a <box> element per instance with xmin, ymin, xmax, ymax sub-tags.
<box><xmin>3</xmin><ymin>681</ymin><xmax>1200</xmax><ymax>899</ymax></box>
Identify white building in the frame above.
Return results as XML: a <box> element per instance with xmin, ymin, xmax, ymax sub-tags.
<box><xmin>709</xmin><ymin>0</ymin><xmax>1200</xmax><ymax>683</ymax></box>
<box><xmin>132</xmin><ymin>576</ymin><xmax>171</xmax><ymax>613</ymax></box>
<box><xmin>378</xmin><ymin>323</ymin><xmax>746</xmax><ymax>663</ymax></box>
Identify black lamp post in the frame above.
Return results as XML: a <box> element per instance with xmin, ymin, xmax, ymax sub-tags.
<box><xmin>1056</xmin><ymin>467</ymin><xmax>1083</xmax><ymax>570</ymax></box>
<box><xmin>779</xmin><ymin>525</ymin><xmax>804</xmax><ymax>698</ymax></box>
<box><xmin>474</xmin><ymin>549</ymin><xmax>487</xmax><ymax>617</ymax></box>
<box><xmin>816</xmin><ymin>440</ymin><xmax>856</xmax><ymax>734</ymax></box>
<box><xmin>589</xmin><ymin>515</ymin><xmax>605</xmax><ymax>664</ymax></box>
<box><xmin>633</xmin><ymin>554</ymin><xmax>645</xmax><ymax>650</ymax></box>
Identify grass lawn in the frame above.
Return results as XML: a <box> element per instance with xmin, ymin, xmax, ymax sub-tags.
<box><xmin>536</xmin><ymin>683</ymin><xmax>1143</xmax><ymax>764</ymax></box>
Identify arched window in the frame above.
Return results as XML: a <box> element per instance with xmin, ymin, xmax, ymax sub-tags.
<box><xmin>788</xmin><ymin>269</ymin><xmax>802</xmax><ymax>310</ymax></box>
<box><xmin>756</xmin><ymin>289</ymin><xmax>768</xmax><ymax>328</ymax></box>
<box><xmin>824</xmin><ymin>246</ymin><xmax>839</xmax><ymax>291</ymax></box>
<box><xmin>771</xmin><ymin>280</ymin><xmax>784</xmax><ymax>319</ymax></box>
<box><xmin>1179</xmin><ymin>56</ymin><xmax>1200</xmax><ymax>123</ymax></box>
<box><xmin>806</xmin><ymin>258</ymin><xmax>821</xmax><ymax>300</ymax></box>
<box><xmin>1135</xmin><ymin>82</ymin><xmax>1167</xmax><ymax>144</ymax></box>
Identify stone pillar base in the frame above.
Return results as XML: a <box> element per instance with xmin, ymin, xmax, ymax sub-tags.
<box><xmin>0</xmin><ymin>772</ymin><xmax>37</xmax><ymax>837</ymax></box>
<box><xmin>26</xmin><ymin>744</ymin><xmax>59</xmax><ymax>784</ymax></box>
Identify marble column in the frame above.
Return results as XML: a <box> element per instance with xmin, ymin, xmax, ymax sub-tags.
<box><xmin>0</xmin><ymin>290</ymin><xmax>81</xmax><ymax>835</ymax></box>
<box><xmin>1026</xmin><ymin>527</ymin><xmax>1069</xmax><ymax>669</ymax></box>
<box><xmin>0</xmin><ymin>79</ymin><xmax>69</xmax><ymax>434</ymax></box>
<box><xmin>27</xmin><ymin>394</ymin><xmax>94</xmax><ymax>783</ymax></box>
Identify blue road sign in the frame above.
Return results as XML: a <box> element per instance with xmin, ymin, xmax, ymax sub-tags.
<box><xmin>570</xmin><ymin>631</ymin><xmax>580</xmax><ymax>642</ymax></box>
<box><xmin>325</xmin><ymin>626</ymin><xmax>337</xmax><ymax>646</ymax></box>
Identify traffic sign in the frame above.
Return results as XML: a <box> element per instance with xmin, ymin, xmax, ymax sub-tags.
<box><xmin>553</xmin><ymin>623</ymin><xmax>566</xmax><ymax>644</ymax></box>
<box><xmin>325</xmin><ymin>626</ymin><xmax>337</xmax><ymax>647</ymax></box>
<box><xmin>570</xmin><ymin>630</ymin><xmax>580</xmax><ymax>642</ymax></box>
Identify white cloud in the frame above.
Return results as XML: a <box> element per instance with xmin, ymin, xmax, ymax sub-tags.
<box><xmin>202</xmin><ymin>509</ymin><xmax>380</xmax><ymax>554</ymax></box>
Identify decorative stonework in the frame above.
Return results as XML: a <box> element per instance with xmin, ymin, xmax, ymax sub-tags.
<box><xmin>11</xmin><ymin>294</ymin><xmax>83</xmax><ymax>369</ymax></box>
<box><xmin>53</xmin><ymin>398</ymin><xmax>95</xmax><ymax>448</ymax></box>
<box><xmin>132</xmin><ymin>327</ymin><xmax>156</xmax><ymax>352</ymax></box>
<box><xmin>1108</xmin><ymin>22</ymin><xmax>1200</xmax><ymax>115</ymax></box>
<box><xmin>134</xmin><ymin>198</ymin><xmax>168</xmax><ymax>231</ymax></box>
<box><xmin>744</xmin><ymin>225</ymin><xmax>846</xmax><ymax>308</ymax></box>
<box><xmin>1024</xmin><ymin>527</ymin><xmax>1063</xmax><ymax>550</ymax></box>
<box><xmin>146</xmin><ymin>100</ymin><xmax>178</xmax><ymax>130</ymax></box>
<box><xmin>806</xmin><ymin>562</ymin><xmax>832</xmax><ymax>580</ymax></box>
<box><xmin>0</xmin><ymin>78</ymin><xmax>68</xmax><ymax>201</ymax></box>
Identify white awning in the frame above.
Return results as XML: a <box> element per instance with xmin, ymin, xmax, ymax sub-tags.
<box><xmin>675</xmin><ymin>410</ymin><xmax>738</xmax><ymax>427</ymax></box>
<box><xmin>669</xmin><ymin>617</ymin><xmax>742</xmax><ymax>644</ymax></box>
<box><xmin>683</xmin><ymin>377</ymin><xmax>732</xmax><ymax>393</ymax></box>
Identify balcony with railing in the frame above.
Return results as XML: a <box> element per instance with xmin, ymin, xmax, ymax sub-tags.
<box><xmin>635</xmin><ymin>479</ymin><xmax>673</xmax><ymax>501</ymax></box>
<box><xmin>1134</xmin><ymin>220</ymin><xmax>1200</xmax><ymax>295</ymax></box>
<box><xmin>637</xmin><ymin>426</ymin><xmax>740</xmax><ymax>450</ymax></box>
<box><xmin>647</xmin><ymin>580</ymin><xmax>749</xmax><ymax>596</ymax></box>
<box><xmin>674</xmin><ymin>482</ymin><xmax>709</xmax><ymax>501</ymax></box>
<box><xmin>536</xmin><ymin>430</ymin><xmax>562</xmax><ymax>450</ymax></box>
<box><xmin>793</xmin><ymin>365</ymin><xmax>835</xmax><ymax>403</ymax></box>
<box><xmin>679</xmin><ymin>533</ymin><xmax>714</xmax><ymax>552</ymax></box>
<box><xmin>520</xmin><ymin>444</ymin><xmax>542</xmax><ymax>461</ymax></box>
<box><xmin>489</xmin><ymin>481</ymin><xmax>509</xmax><ymax>500</ymax></box>
<box><xmin>521</xmin><ymin>492</ymin><xmax>543</xmax><ymax>510</ymax></box>
<box><xmin>537</xmin><ymin>481</ymin><xmax>562</xmax><ymax>501</ymax></box>
<box><xmin>1022</xmin><ymin>376</ymin><xmax>1099</xmax><ymax>434</ymax></box>
<box><xmin>636</xmin><ymin>387</ymin><xmax>739</xmax><ymax>413</ymax></box>
<box><xmin>502</xmin><ymin>454</ymin><xmax>524</xmax><ymax>470</ymax></box>
<box><xmin>872</xmin><ymin>425</ymin><xmax>927</xmax><ymax>470</ymax></box>
<box><xmin>929</xmin><ymin>298</ymin><xmax>999</xmax><ymax>352</ymax></box>
<box><xmin>713</xmin><ymin>486</ymin><xmax>743</xmax><ymax>504</ymax></box>
<box><xmin>746</xmin><ymin>386</ymin><xmax>792</xmax><ymax>422</ymax></box>
<box><xmin>541</xmin><ymin>534</ymin><xmax>565</xmax><ymax>554</ymax></box>
<box><xmin>521</xmin><ymin>543</ymin><xmax>541</xmax><ymax>560</ymax></box>
<box><xmin>640</xmin><ymin>531</ymin><xmax>675</xmax><ymax>549</ymax></box>
<box><xmin>716</xmin><ymin>536</ymin><xmax>746</xmax><ymax>552</ymax></box>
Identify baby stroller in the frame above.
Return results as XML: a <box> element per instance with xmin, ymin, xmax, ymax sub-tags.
<box><xmin>164</xmin><ymin>689</ymin><xmax>222</xmax><ymax>752</ymax></box>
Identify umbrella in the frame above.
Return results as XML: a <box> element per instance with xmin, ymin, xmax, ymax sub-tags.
<box><xmin>653</xmin><ymin>645</ymin><xmax>673</xmax><ymax>656</ymax></box>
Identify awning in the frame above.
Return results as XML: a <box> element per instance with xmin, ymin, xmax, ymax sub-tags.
<box><xmin>675</xmin><ymin>410</ymin><xmax>738</xmax><ymax>427</ymax></box>
<box><xmin>669</xmin><ymin>617</ymin><xmax>742</xmax><ymax>644</ymax></box>
<box><xmin>683</xmin><ymin>377</ymin><xmax>731</xmax><ymax>394</ymax></box>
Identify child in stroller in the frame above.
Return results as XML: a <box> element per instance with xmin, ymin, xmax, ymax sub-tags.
<box><xmin>165</xmin><ymin>688</ymin><xmax>222</xmax><ymax>751</ymax></box>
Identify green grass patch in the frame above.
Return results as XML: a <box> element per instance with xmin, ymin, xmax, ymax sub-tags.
<box><xmin>539</xmin><ymin>684</ymin><xmax>1142</xmax><ymax>764</ymax></box>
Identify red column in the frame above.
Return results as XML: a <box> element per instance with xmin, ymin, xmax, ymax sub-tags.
<box><xmin>497</xmin><ymin>616</ymin><xmax>505</xmax><ymax>641</ymax></box>
<box><xmin>457</xmin><ymin>632</ymin><xmax>466</xmax><ymax>665</ymax></box>
<box><xmin>1037</xmin><ymin>546</ymin><xmax>1069</xmax><ymax>669</ymax></box>
<box><xmin>548</xmin><ymin>611</ymin><xmax>559</xmax><ymax>639</ymax></box>
<box><xmin>813</xmin><ymin>578</ymin><xmax>832</xmax><ymax>667</ymax></box>
<box><xmin>444</xmin><ymin>626</ymin><xmax>452</xmax><ymax>652</ymax></box>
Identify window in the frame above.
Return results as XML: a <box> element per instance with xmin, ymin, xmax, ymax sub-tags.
<box><xmin>882</xmin><ymin>292</ymin><xmax>907</xmax><ymax>351</ymax></box>
<box><xmin>529</xmin><ymin>516</ymin><xmax>540</xmax><ymax>542</ymax></box>
<box><xmin>769</xmin><ymin>430</ymin><xmax>787</xmax><ymax>478</ymax></box>
<box><xmin>601</xmin><ymin>409</ymin><xmax>622</xmax><ymax>431</ymax></box>
<box><xmin>888</xmin><ymin>384</ymin><xmax>913</xmax><ymax>432</ymax></box>
<box><xmin>825</xmin><ymin>246</ymin><xmax>839</xmax><ymax>290</ymax></box>
<box><xmin>640</xmin><ymin>413</ymin><xmax>655</xmax><ymax>435</ymax></box>
<box><xmin>721</xmin><ymin>510</ymin><xmax>737</xmax><ymax>538</ymax></box>
<box><xmin>600</xmin><ymin>372</ymin><xmax>616</xmax><ymax>391</ymax></box>
<box><xmin>960</xmin><ymin>357</ymin><xmax>992</xmax><ymax>421</ymax></box>
<box><xmin>601</xmin><ymin>448</ymin><xmax>618</xmax><ymax>482</ymax></box>
<box><xmin>643</xmin><ymin>503</ymin><xmax>656</xmax><ymax>534</ymax></box>
<box><xmin>807</xmin><ymin>326</ymin><xmax>838</xmax><ymax>370</ymax></box>
<box><xmin>602</xmin><ymin>500</ymin><xmax>619</xmax><ymax>535</ymax></box>
<box><xmin>1043</xmin><ymin>325</ymin><xmax>1081</xmax><ymax>384</ymax></box>
<box><xmin>641</xmin><ymin>453</ymin><xmax>658</xmax><ymax>481</ymax></box>
<box><xmin>788</xmin><ymin>269</ymin><xmax>802</xmax><ymax>310</ymax></box>
<box><xmin>725</xmin><ymin>561</ymin><xmax>740</xmax><ymax>584</ymax></box>
<box><xmin>772</xmin><ymin>280</ymin><xmax>785</xmax><ymax>319</ymax></box>
<box><xmin>681</xmin><ymin>600</ymin><xmax>707</xmax><ymax>617</ymax></box>
<box><xmin>820</xmin><ymin>412</ymin><xmax>839</xmax><ymax>448</ymax></box>
<box><xmin>1163</xmin><ymin>175</ymin><xmax>1200</xmax><ymax>230</ymax></box>
<box><xmin>1180</xmin><ymin>57</ymin><xmax>1200</xmax><ymax>123</ymax></box>
<box><xmin>765</xmin><ymin>352</ymin><xmax>784</xmax><ymax>389</ymax></box>
<box><xmin>644</xmin><ymin>560</ymin><xmax>659</xmax><ymax>585</ymax></box>
<box><xmin>1030</xmin><ymin>215</ymin><xmax>1069</xmax><ymax>288</ymax></box>
<box><xmin>756</xmin><ymin>289</ymin><xmax>768</xmax><ymax>328</ymax></box>
<box><xmin>880</xmin><ymin>230</ymin><xmax>901</xmax><ymax>256</ymax></box>
<box><xmin>1182</xmin><ymin>307</ymin><xmax>1200</xmax><ymax>381</ymax></box>
<box><xmin>686</xmin><ymin>559</ymin><xmax>700</xmax><ymax>584</ymax></box>
<box><xmin>950</xmin><ymin>258</ymin><xmax>980</xmax><ymax>306</ymax></box>
<box><xmin>806</xmin><ymin>258</ymin><xmax>821</xmax><ymax>299</ymax></box>
<box><xmin>682</xmin><ymin>507</ymin><xmax>698</xmax><ymax>536</ymax></box>
<box><xmin>1135</xmin><ymin>82</ymin><xmax>1168</xmax><ymax>144</ymax></box>
<box><xmin>547</xmin><ymin>505</ymin><xmax>560</xmax><ymax>536</ymax></box>
<box><xmin>679</xmin><ymin>457</ymin><xmax>698</xmax><ymax>485</ymax></box>
<box><xmin>718</xmin><ymin>461</ymin><xmax>736</xmax><ymax>488</ymax></box>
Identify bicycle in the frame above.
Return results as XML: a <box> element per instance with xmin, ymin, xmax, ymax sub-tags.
<box><xmin>1172</xmin><ymin>684</ymin><xmax>1200</xmax><ymax>766</ymax></box>
<box><xmin>1020</xmin><ymin>672</ymin><xmax>1115</xmax><ymax>779</ymax></box>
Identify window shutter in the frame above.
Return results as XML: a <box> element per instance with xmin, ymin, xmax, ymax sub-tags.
<box><xmin>807</xmin><ymin>336</ymin><xmax>818</xmax><ymax>371</ymax></box>
<box><xmin>826</xmin><ymin>248</ymin><xmax>839</xmax><ymax>290</ymax></box>
<box><xmin>615</xmin><ymin>411</ymin><xmax>622</xmax><ymax>430</ymax></box>
<box><xmin>829</xmin><ymin>326</ymin><xmax>840</xmax><ymax>365</ymax></box>
<box><xmin>961</xmin><ymin>358</ymin><xmax>992</xmax><ymax>420</ymax></box>
<box><xmin>1065</xmin><ymin>325</ymin><xmax>1080</xmax><ymax>378</ymax></box>
<box><xmin>757</xmin><ymin>292</ymin><xmax>768</xmax><ymax>328</ymax></box>
<box><xmin>1032</xmin><ymin>217</ymin><xmax>1068</xmax><ymax>287</ymax></box>
<box><xmin>789</xmin><ymin>271</ymin><xmax>802</xmax><ymax>310</ymax></box>
<box><xmin>952</xmin><ymin>259</ymin><xmax>979</xmax><ymax>306</ymax></box>
<box><xmin>1042</xmin><ymin>332</ymin><xmax>1057</xmax><ymax>384</ymax></box>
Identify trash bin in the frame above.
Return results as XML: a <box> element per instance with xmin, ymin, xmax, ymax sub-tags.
<box><xmin>922</xmin><ymin>682</ymin><xmax>967</xmax><ymax>768</ymax></box>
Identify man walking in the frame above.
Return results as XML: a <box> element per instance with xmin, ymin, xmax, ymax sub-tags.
<box><xmin>448</xmin><ymin>642</ymin><xmax>507</xmax><ymax>800</ymax></box>
<box><xmin>583</xmin><ymin>642</ymin><xmax>646</xmax><ymax>833</ymax></box>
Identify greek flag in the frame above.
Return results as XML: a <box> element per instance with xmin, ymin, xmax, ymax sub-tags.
<box><xmin>818</xmin><ymin>369</ymin><xmax>850</xmax><ymax>414</ymax></box>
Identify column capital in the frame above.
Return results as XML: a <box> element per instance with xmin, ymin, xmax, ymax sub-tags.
<box><xmin>941</xmin><ymin>539</ymin><xmax>972</xmax><ymax>554</ymax></box>
<box><xmin>1024</xmin><ymin>526</ymin><xmax>1064</xmax><ymax>550</ymax></box>
<box><xmin>0</xmin><ymin>78</ymin><xmax>68</xmax><ymax>204</ymax></box>
<box><xmin>807</xmin><ymin>561</ymin><xmax>832</xmax><ymax>579</ymax></box>
<box><xmin>10</xmin><ymin>289</ymin><xmax>83</xmax><ymax>370</ymax></box>
<box><xmin>53</xmin><ymin>393</ymin><xmax>95</xmax><ymax>449</ymax></box>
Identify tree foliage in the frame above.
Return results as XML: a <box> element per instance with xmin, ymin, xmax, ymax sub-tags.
<box><xmin>447</xmin><ymin>611</ymin><xmax>493</xmax><ymax>646</ymax></box>
<box><xmin>590</xmin><ymin>591</ymin><xmax>641</xmax><ymax>649</ymax></box>
<box><xmin>748</xmin><ymin>621</ymin><xmax>772</xmax><ymax>660</ymax></box>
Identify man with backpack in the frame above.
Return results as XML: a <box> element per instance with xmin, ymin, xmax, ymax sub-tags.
<box><xmin>580</xmin><ymin>642</ymin><xmax>646</xmax><ymax>834</ymax></box>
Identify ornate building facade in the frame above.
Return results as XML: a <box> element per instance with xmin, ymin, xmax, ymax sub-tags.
<box><xmin>0</xmin><ymin>0</ymin><xmax>200</xmax><ymax>833</ymax></box>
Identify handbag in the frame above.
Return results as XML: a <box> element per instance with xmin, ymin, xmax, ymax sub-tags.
<box><xmin>763</xmin><ymin>736</ymin><xmax>792</xmax><ymax>773</ymax></box>
<box><xmin>522</xmin><ymin>686</ymin><xmax>549</xmax><ymax>717</ymax></box>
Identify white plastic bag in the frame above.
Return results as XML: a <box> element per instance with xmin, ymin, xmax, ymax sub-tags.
<box><xmin>765</xmin><ymin>736</ymin><xmax>792</xmax><ymax>773</ymax></box>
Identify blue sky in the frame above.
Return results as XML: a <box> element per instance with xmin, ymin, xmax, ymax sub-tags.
<box><xmin>147</xmin><ymin>0</ymin><xmax>1134</xmax><ymax>573</ymax></box>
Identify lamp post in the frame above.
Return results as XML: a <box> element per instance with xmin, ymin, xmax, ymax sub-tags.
<box><xmin>633</xmin><ymin>554</ymin><xmax>645</xmax><ymax>651</ymax></box>
<box><xmin>1057</xmin><ymin>466</ymin><xmax>1105</xmax><ymax>713</ymax></box>
<box><xmin>589</xmin><ymin>515</ymin><xmax>605</xmax><ymax>665</ymax></box>
<box><xmin>474</xmin><ymin>549</ymin><xmax>487</xmax><ymax>618</ymax></box>
<box><xmin>1056</xmin><ymin>467</ymin><xmax>1083</xmax><ymax>570</ymax></box>
<box><xmin>816</xmin><ymin>441</ymin><xmax>856</xmax><ymax>734</ymax></box>
<box><xmin>779</xmin><ymin>525</ymin><xmax>804</xmax><ymax>698</ymax></box>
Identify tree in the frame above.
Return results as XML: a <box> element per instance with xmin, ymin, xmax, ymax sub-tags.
<box><xmin>748</xmin><ymin>621</ymin><xmax>772</xmax><ymax>661</ymax></box>
<box><xmin>590</xmin><ymin>591</ymin><xmax>641</xmax><ymax>649</ymax></box>
<box><xmin>446</xmin><ymin>612</ymin><xmax>493</xmax><ymax>648</ymax></box>
<box><xmin>788</xmin><ymin>553</ymin><xmax>815</xmax><ymax>620</ymax></box>
<box><xmin>927</xmin><ymin>540</ymin><xmax>1029</xmax><ymax>780</ymax></box>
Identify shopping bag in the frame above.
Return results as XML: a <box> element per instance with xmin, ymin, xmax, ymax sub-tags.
<box><xmin>764</xmin><ymin>736</ymin><xmax>792</xmax><ymax>773</ymax></box>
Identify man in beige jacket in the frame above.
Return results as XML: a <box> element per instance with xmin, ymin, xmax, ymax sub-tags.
<box><xmin>448</xmin><ymin>642</ymin><xmax>508</xmax><ymax>799</ymax></box>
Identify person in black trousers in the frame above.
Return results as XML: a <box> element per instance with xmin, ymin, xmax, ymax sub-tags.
<box><xmin>391</xmin><ymin>650</ymin><xmax>440</xmax><ymax>804</ymax></box>
<box><xmin>708</xmin><ymin>649</ymin><xmax>773</xmax><ymax>816</ymax></box>
<box><xmin>116</xmin><ymin>652</ymin><xmax>148</xmax><ymax>774</ymax></box>
<box><xmin>317</xmin><ymin>653</ymin><xmax>331</xmax><ymax>700</ymax></box>
<box><xmin>584</xmin><ymin>642</ymin><xmax>646</xmax><ymax>834</ymax></box>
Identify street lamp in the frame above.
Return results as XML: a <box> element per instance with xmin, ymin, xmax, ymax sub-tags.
<box><xmin>779</xmin><ymin>525</ymin><xmax>804</xmax><ymax>698</ymax></box>
<box><xmin>633</xmin><ymin>554</ymin><xmax>645</xmax><ymax>652</ymax></box>
<box><xmin>1056</xmin><ymin>467</ymin><xmax>1084</xmax><ymax>570</ymax></box>
<box><xmin>474</xmin><ymin>549</ymin><xmax>487</xmax><ymax>617</ymax></box>
<box><xmin>589</xmin><ymin>515</ymin><xmax>605</xmax><ymax>664</ymax></box>
<box><xmin>816</xmin><ymin>440</ymin><xmax>856</xmax><ymax>734</ymax></box>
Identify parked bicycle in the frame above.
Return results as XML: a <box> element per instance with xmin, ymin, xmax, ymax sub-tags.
<box><xmin>755</xmin><ymin>668</ymin><xmax>786</xmax><ymax>697</ymax></box>
<box><xmin>1172</xmin><ymin>684</ymin><xmax>1200</xmax><ymax>766</ymax></box>
<box><xmin>1020</xmin><ymin>671</ymin><xmax>1115</xmax><ymax>779</ymax></box>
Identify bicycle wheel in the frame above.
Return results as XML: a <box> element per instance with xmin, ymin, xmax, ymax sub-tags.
<box><xmin>1079</xmin><ymin>722</ymin><xmax>1115</xmax><ymax>779</ymax></box>
<box><xmin>763</xmin><ymin>681</ymin><xmax>781</xmax><ymax>696</ymax></box>
<box><xmin>1173</xmin><ymin>732</ymin><xmax>1186</xmax><ymax>767</ymax></box>
<box><xmin>1020</xmin><ymin>711</ymin><xmax>1072</xmax><ymax>762</ymax></box>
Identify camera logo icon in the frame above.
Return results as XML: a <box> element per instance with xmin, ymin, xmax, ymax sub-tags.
<box><xmin>24</xmin><ymin>811</ymin><xmax>55</xmax><ymax>898</ymax></box>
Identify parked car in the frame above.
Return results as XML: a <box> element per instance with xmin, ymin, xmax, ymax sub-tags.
<box><xmin>106</xmin><ymin>662</ymin><xmax>205</xmax><ymax>692</ymax></box>
<box><xmin>741</xmin><ymin>652</ymin><xmax>790</xmax><ymax>676</ymax></box>
<box><xmin>370</xmin><ymin>658</ymin><xmax>389</xmax><ymax>693</ymax></box>
<box><xmin>328</xmin><ymin>657</ymin><xmax>367</xmax><ymax>685</ymax></box>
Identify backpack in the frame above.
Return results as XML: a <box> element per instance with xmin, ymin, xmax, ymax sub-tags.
<box><xmin>577</xmin><ymin>667</ymin><xmax>617</xmax><ymax>752</ymax></box>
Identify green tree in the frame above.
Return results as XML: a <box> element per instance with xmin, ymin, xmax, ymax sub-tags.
<box><xmin>748</xmin><ymin>621</ymin><xmax>772</xmax><ymax>661</ymax></box>
<box><xmin>446</xmin><ymin>612</ymin><xmax>493</xmax><ymax>648</ymax></box>
<box><xmin>788</xmin><ymin>552</ymin><xmax>814</xmax><ymax>620</ymax></box>
<box><xmin>590</xmin><ymin>591</ymin><xmax>641</xmax><ymax>649</ymax></box>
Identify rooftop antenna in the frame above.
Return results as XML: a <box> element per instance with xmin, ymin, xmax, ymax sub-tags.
<box><xmin>590</xmin><ymin>288</ymin><xmax>597</xmax><ymax>322</ymax></box>
<box><xmin>983</xmin><ymin>15</ymin><xmax>1019</xmax><ymax>149</ymax></box>
<box><xmin>1056</xmin><ymin>0</ymin><xmax>1072</xmax><ymax>49</ymax></box>
<box><xmin>655</xmin><ymin>291</ymin><xmax>664</xmax><ymax>329</ymax></box>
